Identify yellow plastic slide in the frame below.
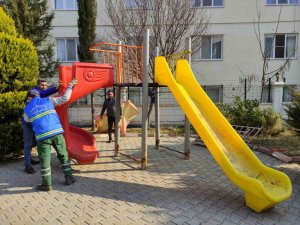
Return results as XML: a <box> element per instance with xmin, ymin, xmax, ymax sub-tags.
<box><xmin>155</xmin><ymin>57</ymin><xmax>292</xmax><ymax>212</ymax></box>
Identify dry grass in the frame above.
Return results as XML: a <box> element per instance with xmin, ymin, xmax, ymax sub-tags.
<box><xmin>127</xmin><ymin>126</ymin><xmax>187</xmax><ymax>136</ymax></box>
<box><xmin>252</xmin><ymin>130</ymin><xmax>300</xmax><ymax>156</ymax></box>
<box><xmin>90</xmin><ymin>126</ymin><xmax>300</xmax><ymax>156</ymax></box>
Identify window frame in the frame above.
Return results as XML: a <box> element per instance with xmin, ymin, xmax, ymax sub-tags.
<box><xmin>192</xmin><ymin>0</ymin><xmax>224</xmax><ymax>7</ymax></box>
<box><xmin>264</xmin><ymin>34</ymin><xmax>297</xmax><ymax>59</ymax></box>
<box><xmin>266</xmin><ymin>0</ymin><xmax>299</xmax><ymax>5</ymax></box>
<box><xmin>53</xmin><ymin>0</ymin><xmax>78</xmax><ymax>10</ymax></box>
<box><xmin>56</xmin><ymin>38</ymin><xmax>79</xmax><ymax>62</ymax></box>
<box><xmin>282</xmin><ymin>85</ymin><xmax>296</xmax><ymax>102</ymax></box>
<box><xmin>124</xmin><ymin>0</ymin><xmax>154</xmax><ymax>10</ymax></box>
<box><xmin>193</xmin><ymin>35</ymin><xmax>223</xmax><ymax>61</ymax></box>
<box><xmin>124</xmin><ymin>0</ymin><xmax>138</xmax><ymax>9</ymax></box>
<box><xmin>203</xmin><ymin>85</ymin><xmax>223</xmax><ymax>103</ymax></box>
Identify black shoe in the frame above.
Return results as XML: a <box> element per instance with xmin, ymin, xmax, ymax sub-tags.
<box><xmin>107</xmin><ymin>139</ymin><xmax>112</xmax><ymax>143</ymax></box>
<box><xmin>65</xmin><ymin>176</ymin><xmax>77</xmax><ymax>185</ymax></box>
<box><xmin>30</xmin><ymin>158</ymin><xmax>40</xmax><ymax>165</ymax></box>
<box><xmin>36</xmin><ymin>184</ymin><xmax>52</xmax><ymax>191</ymax></box>
<box><xmin>25</xmin><ymin>165</ymin><xmax>36</xmax><ymax>174</ymax></box>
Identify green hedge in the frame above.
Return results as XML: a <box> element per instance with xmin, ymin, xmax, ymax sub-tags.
<box><xmin>217</xmin><ymin>96</ymin><xmax>283</xmax><ymax>135</ymax></box>
<box><xmin>285</xmin><ymin>89</ymin><xmax>300</xmax><ymax>133</ymax></box>
<box><xmin>0</xmin><ymin>8</ymin><xmax>39</xmax><ymax>159</ymax></box>
<box><xmin>0</xmin><ymin>32</ymin><xmax>38</xmax><ymax>92</ymax></box>
<box><xmin>0</xmin><ymin>91</ymin><xmax>27</xmax><ymax>157</ymax></box>
<box><xmin>0</xmin><ymin>91</ymin><xmax>26</xmax><ymax>122</ymax></box>
<box><xmin>0</xmin><ymin>7</ymin><xmax>16</xmax><ymax>36</ymax></box>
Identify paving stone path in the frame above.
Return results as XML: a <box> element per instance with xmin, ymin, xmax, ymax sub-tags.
<box><xmin>0</xmin><ymin>136</ymin><xmax>299</xmax><ymax>225</ymax></box>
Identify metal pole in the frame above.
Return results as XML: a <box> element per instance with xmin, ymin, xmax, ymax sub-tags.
<box><xmin>154</xmin><ymin>46</ymin><xmax>160</xmax><ymax>149</ymax></box>
<box><xmin>114</xmin><ymin>41</ymin><xmax>122</xmax><ymax>157</ymax></box>
<box><xmin>244</xmin><ymin>78</ymin><xmax>247</xmax><ymax>100</ymax></box>
<box><xmin>268</xmin><ymin>78</ymin><xmax>271</xmax><ymax>103</ymax></box>
<box><xmin>184</xmin><ymin>37</ymin><xmax>191</xmax><ymax>160</ymax></box>
<box><xmin>141</xmin><ymin>28</ymin><xmax>149</xmax><ymax>169</ymax></box>
<box><xmin>116</xmin><ymin>41</ymin><xmax>122</xmax><ymax>83</ymax></box>
<box><xmin>114</xmin><ymin>86</ymin><xmax>121</xmax><ymax>157</ymax></box>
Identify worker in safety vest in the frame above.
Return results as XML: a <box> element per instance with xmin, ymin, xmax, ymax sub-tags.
<box><xmin>22</xmin><ymin>79</ymin><xmax>59</xmax><ymax>174</ymax></box>
<box><xmin>23</xmin><ymin>79</ymin><xmax>77</xmax><ymax>191</ymax></box>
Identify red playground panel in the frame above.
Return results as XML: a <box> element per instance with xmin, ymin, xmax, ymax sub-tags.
<box><xmin>56</xmin><ymin>63</ymin><xmax>114</xmax><ymax>164</ymax></box>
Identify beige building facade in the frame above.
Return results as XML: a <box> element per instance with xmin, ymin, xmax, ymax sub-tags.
<box><xmin>48</xmin><ymin>0</ymin><xmax>300</xmax><ymax>125</ymax></box>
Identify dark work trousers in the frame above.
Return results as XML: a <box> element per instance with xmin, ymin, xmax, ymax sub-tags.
<box><xmin>107</xmin><ymin>116</ymin><xmax>115</xmax><ymax>140</ymax></box>
<box><xmin>22</xmin><ymin>123</ymin><xmax>37</xmax><ymax>167</ymax></box>
<box><xmin>22</xmin><ymin>123</ymin><xmax>34</xmax><ymax>167</ymax></box>
<box><xmin>37</xmin><ymin>134</ymin><xmax>72</xmax><ymax>186</ymax></box>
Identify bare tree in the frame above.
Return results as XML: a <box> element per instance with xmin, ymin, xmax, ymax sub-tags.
<box><xmin>253</xmin><ymin>2</ymin><xmax>295</xmax><ymax>102</ymax></box>
<box><xmin>104</xmin><ymin>0</ymin><xmax>209</xmax><ymax>80</ymax></box>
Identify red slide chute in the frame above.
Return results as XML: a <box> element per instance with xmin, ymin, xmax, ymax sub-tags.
<box><xmin>56</xmin><ymin>63</ymin><xmax>114</xmax><ymax>164</ymax></box>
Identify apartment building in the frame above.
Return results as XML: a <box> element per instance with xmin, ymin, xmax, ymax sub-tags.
<box><xmin>48</xmin><ymin>0</ymin><xmax>300</xmax><ymax>125</ymax></box>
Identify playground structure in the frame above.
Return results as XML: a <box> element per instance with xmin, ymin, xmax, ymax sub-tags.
<box><xmin>55</xmin><ymin>29</ymin><xmax>291</xmax><ymax>212</ymax></box>
<box><xmin>95</xmin><ymin>100</ymin><xmax>139</xmax><ymax>134</ymax></box>
<box><xmin>155</xmin><ymin>56</ymin><xmax>292</xmax><ymax>212</ymax></box>
<box><xmin>56</xmin><ymin>63</ymin><xmax>114</xmax><ymax>164</ymax></box>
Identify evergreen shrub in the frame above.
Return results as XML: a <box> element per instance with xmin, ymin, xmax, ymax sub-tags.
<box><xmin>0</xmin><ymin>7</ymin><xmax>16</xmax><ymax>36</ymax></box>
<box><xmin>218</xmin><ymin>97</ymin><xmax>283</xmax><ymax>134</ymax></box>
<box><xmin>285</xmin><ymin>89</ymin><xmax>300</xmax><ymax>134</ymax></box>
<box><xmin>0</xmin><ymin>91</ymin><xmax>27</xmax><ymax>158</ymax></box>
<box><xmin>0</xmin><ymin>7</ymin><xmax>38</xmax><ymax>159</ymax></box>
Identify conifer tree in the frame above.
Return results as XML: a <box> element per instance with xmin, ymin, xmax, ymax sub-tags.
<box><xmin>77</xmin><ymin>0</ymin><xmax>97</xmax><ymax>129</ymax></box>
<box><xmin>285</xmin><ymin>89</ymin><xmax>300</xmax><ymax>133</ymax></box>
<box><xmin>78</xmin><ymin>0</ymin><xmax>97</xmax><ymax>63</ymax></box>
<box><xmin>0</xmin><ymin>6</ymin><xmax>39</xmax><ymax>158</ymax></box>
<box><xmin>0</xmin><ymin>0</ymin><xmax>59</xmax><ymax>78</ymax></box>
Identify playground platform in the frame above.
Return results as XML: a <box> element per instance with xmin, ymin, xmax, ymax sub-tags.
<box><xmin>0</xmin><ymin>135</ymin><xmax>299</xmax><ymax>225</ymax></box>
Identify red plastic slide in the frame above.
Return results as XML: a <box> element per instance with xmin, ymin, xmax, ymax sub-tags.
<box><xmin>56</xmin><ymin>63</ymin><xmax>114</xmax><ymax>164</ymax></box>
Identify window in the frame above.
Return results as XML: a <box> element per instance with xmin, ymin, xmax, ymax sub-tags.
<box><xmin>265</xmin><ymin>34</ymin><xmax>297</xmax><ymax>59</ymax></box>
<box><xmin>54</xmin><ymin>0</ymin><xmax>78</xmax><ymax>10</ymax></box>
<box><xmin>194</xmin><ymin>35</ymin><xmax>223</xmax><ymax>60</ymax></box>
<box><xmin>203</xmin><ymin>85</ymin><xmax>223</xmax><ymax>103</ymax></box>
<box><xmin>125</xmin><ymin>0</ymin><xmax>138</xmax><ymax>9</ymax></box>
<box><xmin>125</xmin><ymin>36</ymin><xmax>143</xmax><ymax>45</ymax></box>
<box><xmin>262</xmin><ymin>86</ymin><xmax>272</xmax><ymax>103</ymax></box>
<box><xmin>76</xmin><ymin>97</ymin><xmax>88</xmax><ymax>105</ymax></box>
<box><xmin>56</xmin><ymin>38</ymin><xmax>79</xmax><ymax>62</ymax></box>
<box><xmin>266</xmin><ymin>0</ymin><xmax>299</xmax><ymax>5</ymax></box>
<box><xmin>192</xmin><ymin>0</ymin><xmax>224</xmax><ymax>7</ymax></box>
<box><xmin>128</xmin><ymin>87</ymin><xmax>142</xmax><ymax>105</ymax></box>
<box><xmin>124</xmin><ymin>0</ymin><xmax>154</xmax><ymax>9</ymax></box>
<box><xmin>283</xmin><ymin>86</ymin><xmax>295</xmax><ymax>102</ymax></box>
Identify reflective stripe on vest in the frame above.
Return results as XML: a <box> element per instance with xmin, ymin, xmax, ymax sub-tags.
<box><xmin>36</xmin><ymin>128</ymin><xmax>64</xmax><ymax>140</ymax></box>
<box><xmin>29</xmin><ymin>110</ymin><xmax>56</xmax><ymax>122</ymax></box>
<box><xmin>24</xmin><ymin>97</ymin><xmax>63</xmax><ymax>141</ymax></box>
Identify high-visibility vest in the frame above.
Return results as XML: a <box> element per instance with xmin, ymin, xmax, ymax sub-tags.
<box><xmin>24</xmin><ymin>97</ymin><xmax>63</xmax><ymax>141</ymax></box>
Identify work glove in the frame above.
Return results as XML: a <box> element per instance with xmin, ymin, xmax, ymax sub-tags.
<box><xmin>56</xmin><ymin>80</ymin><xmax>63</xmax><ymax>90</ymax></box>
<box><xmin>68</xmin><ymin>79</ymin><xmax>78</xmax><ymax>89</ymax></box>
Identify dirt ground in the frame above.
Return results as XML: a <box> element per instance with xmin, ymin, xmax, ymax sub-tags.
<box><xmin>92</xmin><ymin>126</ymin><xmax>300</xmax><ymax>157</ymax></box>
<box><xmin>251</xmin><ymin>130</ymin><xmax>300</xmax><ymax>156</ymax></box>
<box><xmin>127</xmin><ymin>127</ymin><xmax>300</xmax><ymax>156</ymax></box>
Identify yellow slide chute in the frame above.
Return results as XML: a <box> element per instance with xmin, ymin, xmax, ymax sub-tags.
<box><xmin>155</xmin><ymin>56</ymin><xmax>292</xmax><ymax>212</ymax></box>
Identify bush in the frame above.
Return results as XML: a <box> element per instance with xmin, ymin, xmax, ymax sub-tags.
<box><xmin>0</xmin><ymin>7</ymin><xmax>16</xmax><ymax>36</ymax></box>
<box><xmin>218</xmin><ymin>97</ymin><xmax>283</xmax><ymax>135</ymax></box>
<box><xmin>221</xmin><ymin>97</ymin><xmax>264</xmax><ymax>127</ymax></box>
<box><xmin>0</xmin><ymin>8</ymin><xmax>38</xmax><ymax>159</ymax></box>
<box><xmin>0</xmin><ymin>92</ymin><xmax>29</xmax><ymax>159</ymax></box>
<box><xmin>261</xmin><ymin>108</ymin><xmax>284</xmax><ymax>135</ymax></box>
<box><xmin>285</xmin><ymin>89</ymin><xmax>300</xmax><ymax>134</ymax></box>
<box><xmin>0</xmin><ymin>32</ymin><xmax>38</xmax><ymax>92</ymax></box>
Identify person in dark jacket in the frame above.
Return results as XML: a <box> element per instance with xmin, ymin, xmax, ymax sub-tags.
<box><xmin>23</xmin><ymin>79</ymin><xmax>77</xmax><ymax>191</ymax></box>
<box><xmin>100</xmin><ymin>90</ymin><xmax>117</xmax><ymax>143</ymax></box>
<box><xmin>22</xmin><ymin>79</ymin><xmax>59</xmax><ymax>174</ymax></box>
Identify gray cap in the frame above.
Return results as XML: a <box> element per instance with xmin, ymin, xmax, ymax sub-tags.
<box><xmin>27</xmin><ymin>89</ymin><xmax>40</xmax><ymax>98</ymax></box>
